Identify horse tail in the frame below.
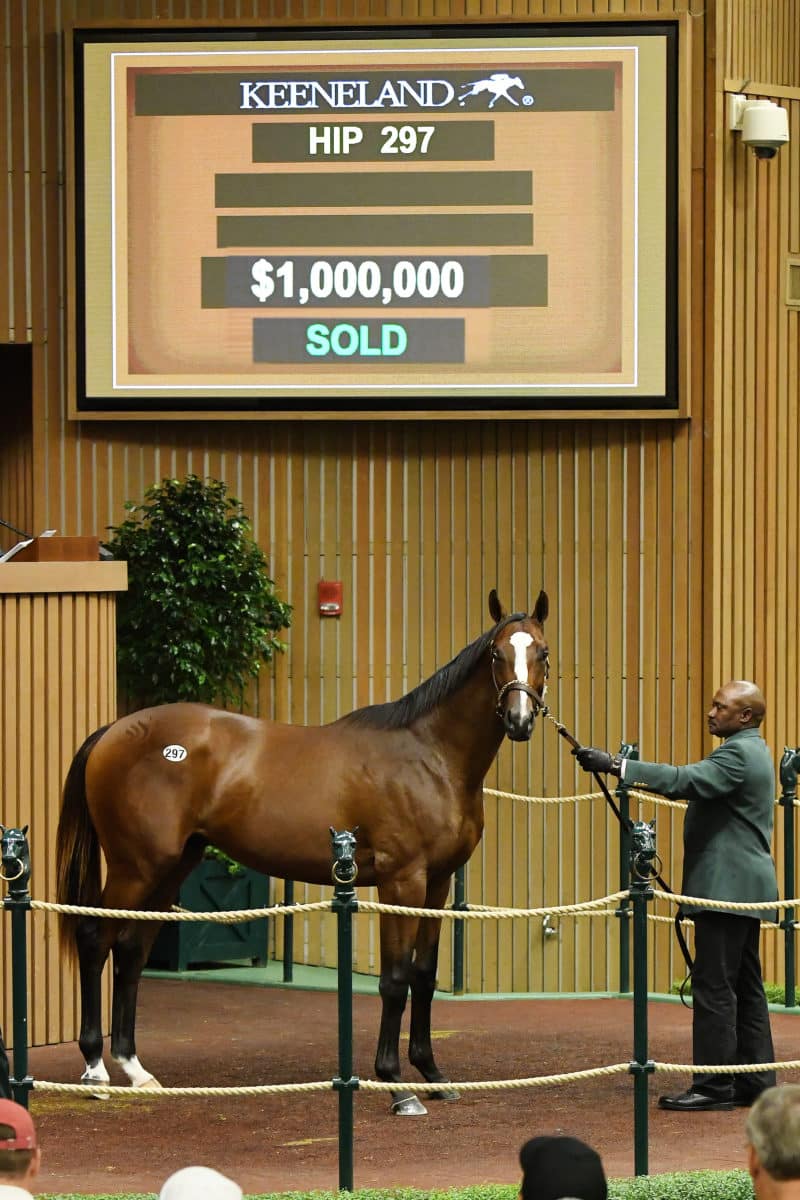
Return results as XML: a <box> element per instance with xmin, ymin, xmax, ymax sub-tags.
<box><xmin>55</xmin><ymin>725</ymin><xmax>111</xmax><ymax>962</ymax></box>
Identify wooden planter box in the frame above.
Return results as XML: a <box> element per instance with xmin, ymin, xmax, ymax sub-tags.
<box><xmin>147</xmin><ymin>859</ymin><xmax>271</xmax><ymax>971</ymax></box>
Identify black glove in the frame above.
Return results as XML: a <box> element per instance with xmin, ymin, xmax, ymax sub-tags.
<box><xmin>573</xmin><ymin>746</ymin><xmax>622</xmax><ymax>776</ymax></box>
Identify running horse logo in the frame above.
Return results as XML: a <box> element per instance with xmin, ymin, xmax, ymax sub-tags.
<box><xmin>458</xmin><ymin>73</ymin><xmax>526</xmax><ymax>108</ymax></box>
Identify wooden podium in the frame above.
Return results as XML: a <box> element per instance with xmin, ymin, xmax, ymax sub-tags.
<box><xmin>13</xmin><ymin>535</ymin><xmax>100</xmax><ymax>562</ymax></box>
<box><xmin>0</xmin><ymin>547</ymin><xmax>126</xmax><ymax>1047</ymax></box>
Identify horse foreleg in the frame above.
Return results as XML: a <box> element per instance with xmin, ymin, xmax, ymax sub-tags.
<box><xmin>409</xmin><ymin>875</ymin><xmax>459</xmax><ymax>1101</ymax></box>
<box><xmin>376</xmin><ymin>897</ymin><xmax>426</xmax><ymax>1116</ymax></box>
<box><xmin>74</xmin><ymin>915</ymin><xmax>115</xmax><ymax>1092</ymax></box>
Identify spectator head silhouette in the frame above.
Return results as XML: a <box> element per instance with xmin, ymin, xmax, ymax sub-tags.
<box><xmin>747</xmin><ymin>1085</ymin><xmax>800</xmax><ymax>1191</ymax></box>
<box><xmin>0</xmin><ymin>1098</ymin><xmax>41</xmax><ymax>1192</ymax></box>
<box><xmin>159</xmin><ymin>1165</ymin><xmax>243</xmax><ymax>1200</ymax></box>
<box><xmin>519</xmin><ymin>1134</ymin><xmax>607</xmax><ymax>1200</ymax></box>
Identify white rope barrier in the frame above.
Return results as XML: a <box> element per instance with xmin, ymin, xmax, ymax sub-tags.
<box><xmin>654</xmin><ymin>1059</ymin><xmax>800</xmax><ymax>1075</ymax></box>
<box><xmin>26</xmin><ymin>890</ymin><xmax>800</xmax><ymax>923</ymax></box>
<box><xmin>32</xmin><ymin>1079</ymin><xmax>334</xmax><ymax>1098</ymax></box>
<box><xmin>30</xmin><ymin>1057</ymin><xmax>800</xmax><ymax>1103</ymax></box>
<box><xmin>30</xmin><ymin>899</ymin><xmax>333</xmax><ymax>922</ymax></box>
<box><xmin>17</xmin><ymin>876</ymin><xmax>800</xmax><ymax>1112</ymax></box>
<box><xmin>355</xmin><ymin>893</ymin><xmax>629</xmax><ymax>920</ymax></box>
<box><xmin>651</xmin><ymin>889</ymin><xmax>794</xmax><ymax>914</ymax></box>
<box><xmin>484</xmin><ymin>784</ymin><xmax>798</xmax><ymax>810</ymax></box>
<box><xmin>484</xmin><ymin>787</ymin><xmax>605</xmax><ymax>804</ymax></box>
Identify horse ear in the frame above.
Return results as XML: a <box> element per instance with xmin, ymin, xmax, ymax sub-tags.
<box><xmin>488</xmin><ymin>589</ymin><xmax>505</xmax><ymax>623</ymax></box>
<box><xmin>532</xmin><ymin>590</ymin><xmax>549</xmax><ymax>625</ymax></box>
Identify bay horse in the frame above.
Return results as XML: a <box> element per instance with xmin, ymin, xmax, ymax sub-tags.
<box><xmin>56</xmin><ymin>589</ymin><xmax>549</xmax><ymax>1114</ymax></box>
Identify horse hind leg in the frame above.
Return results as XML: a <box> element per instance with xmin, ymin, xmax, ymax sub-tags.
<box><xmin>110</xmin><ymin>919</ymin><xmax>164</xmax><ymax>1089</ymax></box>
<box><xmin>106</xmin><ymin>849</ymin><xmax>203</xmax><ymax>1089</ymax></box>
<box><xmin>75</xmin><ymin>914</ymin><xmax>116</xmax><ymax>1094</ymax></box>
<box><xmin>408</xmin><ymin>874</ymin><xmax>459</xmax><ymax>1102</ymax></box>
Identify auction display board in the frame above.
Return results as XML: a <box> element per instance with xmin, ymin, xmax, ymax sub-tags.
<box><xmin>67</xmin><ymin>23</ymin><xmax>681</xmax><ymax>418</ymax></box>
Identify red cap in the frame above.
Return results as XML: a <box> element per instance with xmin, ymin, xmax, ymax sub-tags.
<box><xmin>0</xmin><ymin>1101</ymin><xmax>36</xmax><ymax>1150</ymax></box>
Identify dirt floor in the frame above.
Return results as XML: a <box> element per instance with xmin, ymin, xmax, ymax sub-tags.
<box><xmin>26</xmin><ymin>977</ymin><xmax>800</xmax><ymax>1196</ymax></box>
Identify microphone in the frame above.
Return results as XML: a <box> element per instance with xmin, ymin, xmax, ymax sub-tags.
<box><xmin>0</xmin><ymin>516</ymin><xmax>31</xmax><ymax>539</ymax></box>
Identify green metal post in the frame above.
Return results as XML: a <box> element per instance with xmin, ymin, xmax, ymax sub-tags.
<box><xmin>629</xmin><ymin>821</ymin><xmax>655</xmax><ymax>1176</ymax></box>
<box><xmin>282</xmin><ymin>879</ymin><xmax>294</xmax><ymax>983</ymax></box>
<box><xmin>779</xmin><ymin>749</ymin><xmax>800</xmax><ymax>1008</ymax></box>
<box><xmin>330</xmin><ymin>830</ymin><xmax>360</xmax><ymax>1193</ymax></box>
<box><xmin>2</xmin><ymin>828</ymin><xmax>33</xmax><ymax>1107</ymax></box>
<box><xmin>615</xmin><ymin>742</ymin><xmax>638</xmax><ymax>995</ymax></box>
<box><xmin>452</xmin><ymin>865</ymin><xmax>467</xmax><ymax>994</ymax></box>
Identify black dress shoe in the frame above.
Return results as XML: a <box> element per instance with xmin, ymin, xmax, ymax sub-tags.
<box><xmin>658</xmin><ymin>1089</ymin><xmax>734</xmax><ymax>1111</ymax></box>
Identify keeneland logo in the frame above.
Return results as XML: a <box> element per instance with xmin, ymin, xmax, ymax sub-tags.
<box><xmin>238</xmin><ymin>73</ymin><xmax>532</xmax><ymax>111</ymax></box>
<box><xmin>458</xmin><ymin>73</ymin><xmax>526</xmax><ymax>108</ymax></box>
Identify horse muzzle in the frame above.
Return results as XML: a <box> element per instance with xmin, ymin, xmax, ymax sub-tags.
<box><xmin>502</xmin><ymin>708</ymin><xmax>536</xmax><ymax>741</ymax></box>
<box><xmin>495</xmin><ymin>681</ymin><xmax>544</xmax><ymax>741</ymax></box>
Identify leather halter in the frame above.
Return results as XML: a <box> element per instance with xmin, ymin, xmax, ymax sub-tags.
<box><xmin>493</xmin><ymin>676</ymin><xmax>548</xmax><ymax>719</ymax></box>
<box><xmin>490</xmin><ymin>615</ymin><xmax>550</xmax><ymax>719</ymax></box>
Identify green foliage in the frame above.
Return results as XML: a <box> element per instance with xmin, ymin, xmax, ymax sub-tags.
<box><xmin>608</xmin><ymin>1170</ymin><xmax>753</xmax><ymax>1200</ymax></box>
<box><xmin>104</xmin><ymin>475</ymin><xmax>291</xmax><ymax>708</ymax></box>
<box><xmin>672</xmin><ymin>978</ymin><xmax>786</xmax><ymax>1004</ymax></box>
<box><xmin>203</xmin><ymin>843</ymin><xmax>247</xmax><ymax>875</ymax></box>
<box><xmin>39</xmin><ymin>1174</ymin><xmax>755</xmax><ymax>1200</ymax></box>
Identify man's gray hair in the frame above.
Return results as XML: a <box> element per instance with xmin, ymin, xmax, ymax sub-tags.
<box><xmin>746</xmin><ymin>1086</ymin><xmax>800</xmax><ymax>1179</ymax></box>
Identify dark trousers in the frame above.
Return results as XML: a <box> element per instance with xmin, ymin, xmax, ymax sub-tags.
<box><xmin>691</xmin><ymin>912</ymin><xmax>776</xmax><ymax>1099</ymax></box>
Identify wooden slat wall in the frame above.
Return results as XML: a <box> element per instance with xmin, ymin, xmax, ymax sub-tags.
<box><xmin>2</xmin><ymin>0</ymin><xmax>800</xmax><ymax>1044</ymax></box>
<box><xmin>0</xmin><ymin>579</ymin><xmax>122</xmax><ymax>1046</ymax></box>
<box><xmin>725</xmin><ymin>0</ymin><xmax>800</xmax><ymax>89</ymax></box>
<box><xmin>714</xmin><ymin>0</ymin><xmax>800</xmax><ymax>988</ymax></box>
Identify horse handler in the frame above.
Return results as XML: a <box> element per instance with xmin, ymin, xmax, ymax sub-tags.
<box><xmin>574</xmin><ymin>679</ymin><xmax>778</xmax><ymax>1112</ymax></box>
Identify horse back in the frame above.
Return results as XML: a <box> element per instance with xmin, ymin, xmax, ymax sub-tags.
<box><xmin>81</xmin><ymin>703</ymin><xmax>358</xmax><ymax>879</ymax></box>
<box><xmin>80</xmin><ymin>701</ymin><xmax>485</xmax><ymax>889</ymax></box>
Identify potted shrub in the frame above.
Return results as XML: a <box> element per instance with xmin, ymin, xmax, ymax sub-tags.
<box><xmin>145</xmin><ymin>849</ymin><xmax>271</xmax><ymax>972</ymax></box>
<box><xmin>104</xmin><ymin>474</ymin><xmax>291</xmax><ymax>969</ymax></box>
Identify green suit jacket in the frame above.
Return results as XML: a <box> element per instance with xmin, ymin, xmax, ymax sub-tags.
<box><xmin>625</xmin><ymin>728</ymin><xmax>778</xmax><ymax>920</ymax></box>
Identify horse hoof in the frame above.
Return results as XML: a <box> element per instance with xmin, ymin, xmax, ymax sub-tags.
<box><xmin>134</xmin><ymin>1075</ymin><xmax>163</xmax><ymax>1090</ymax></box>
<box><xmin>80</xmin><ymin>1071</ymin><xmax>110</xmax><ymax>1100</ymax></box>
<box><xmin>430</xmin><ymin>1086</ymin><xmax>460</xmax><ymax>1102</ymax></box>
<box><xmin>391</xmin><ymin>1094</ymin><xmax>428</xmax><ymax>1116</ymax></box>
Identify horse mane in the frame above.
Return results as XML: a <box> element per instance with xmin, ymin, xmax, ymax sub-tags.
<box><xmin>340</xmin><ymin>612</ymin><xmax>526</xmax><ymax>732</ymax></box>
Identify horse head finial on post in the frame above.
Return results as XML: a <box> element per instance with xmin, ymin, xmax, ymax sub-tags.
<box><xmin>0</xmin><ymin>826</ymin><xmax>31</xmax><ymax>899</ymax></box>
<box><xmin>329</xmin><ymin>826</ymin><xmax>360</xmax><ymax>1189</ymax></box>
<box><xmin>330</xmin><ymin>826</ymin><xmax>359</xmax><ymax>885</ymax></box>
<box><xmin>0</xmin><ymin>824</ymin><xmax>32</xmax><ymax>1106</ymax></box>
<box><xmin>780</xmin><ymin>747</ymin><xmax>800</xmax><ymax>795</ymax></box>
<box><xmin>628</xmin><ymin>819</ymin><xmax>656</xmax><ymax>1175</ymax></box>
<box><xmin>630</xmin><ymin>821</ymin><xmax>657</xmax><ymax>884</ymax></box>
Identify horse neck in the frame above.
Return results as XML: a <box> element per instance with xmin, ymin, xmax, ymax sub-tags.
<box><xmin>420</xmin><ymin>670</ymin><xmax>507</xmax><ymax>788</ymax></box>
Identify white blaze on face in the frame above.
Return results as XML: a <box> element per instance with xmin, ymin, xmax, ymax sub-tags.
<box><xmin>509</xmin><ymin>631</ymin><xmax>534</xmax><ymax>717</ymax></box>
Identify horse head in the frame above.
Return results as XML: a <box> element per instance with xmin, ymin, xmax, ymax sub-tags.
<box><xmin>487</xmin><ymin>590</ymin><xmax>549</xmax><ymax>742</ymax></box>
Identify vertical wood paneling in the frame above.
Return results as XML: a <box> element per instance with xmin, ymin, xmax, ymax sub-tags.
<box><xmin>0</xmin><ymin>573</ymin><xmax>123</xmax><ymax>1046</ymax></box>
<box><xmin>726</xmin><ymin>0</ymin><xmax>800</xmax><ymax>89</ymax></box>
<box><xmin>2</xmin><ymin>0</ymin><xmax>800</xmax><ymax>1033</ymax></box>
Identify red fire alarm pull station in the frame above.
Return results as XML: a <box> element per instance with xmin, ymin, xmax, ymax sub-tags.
<box><xmin>318</xmin><ymin>579</ymin><xmax>343</xmax><ymax>617</ymax></box>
